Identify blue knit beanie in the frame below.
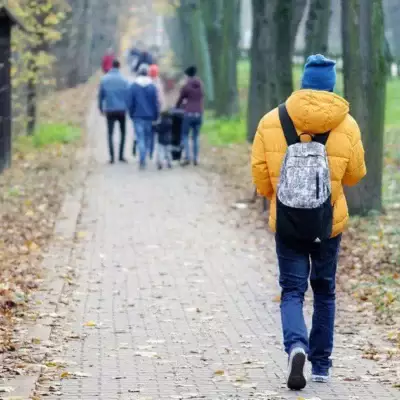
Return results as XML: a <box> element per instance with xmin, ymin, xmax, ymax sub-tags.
<box><xmin>301</xmin><ymin>54</ymin><xmax>336</xmax><ymax>92</ymax></box>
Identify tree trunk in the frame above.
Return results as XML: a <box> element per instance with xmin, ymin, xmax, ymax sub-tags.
<box><xmin>247</xmin><ymin>0</ymin><xmax>294</xmax><ymax>142</ymax></box>
<box><xmin>180</xmin><ymin>0</ymin><xmax>214</xmax><ymax>105</ymax></box>
<box><xmin>212</xmin><ymin>0</ymin><xmax>240</xmax><ymax>117</ymax></box>
<box><xmin>201</xmin><ymin>0</ymin><xmax>223</xmax><ymax>92</ymax></box>
<box><xmin>291</xmin><ymin>0</ymin><xmax>307</xmax><ymax>54</ymax></box>
<box><xmin>276</xmin><ymin>0</ymin><xmax>295</xmax><ymax>101</ymax></box>
<box><xmin>304</xmin><ymin>0</ymin><xmax>331</xmax><ymax>59</ymax></box>
<box><xmin>342</xmin><ymin>0</ymin><xmax>386</xmax><ymax>214</ymax></box>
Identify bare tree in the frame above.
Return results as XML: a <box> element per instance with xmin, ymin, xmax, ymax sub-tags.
<box><xmin>342</xmin><ymin>0</ymin><xmax>387</xmax><ymax>213</ymax></box>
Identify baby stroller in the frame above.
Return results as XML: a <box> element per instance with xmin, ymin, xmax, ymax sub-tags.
<box><xmin>169</xmin><ymin>108</ymin><xmax>184</xmax><ymax>161</ymax></box>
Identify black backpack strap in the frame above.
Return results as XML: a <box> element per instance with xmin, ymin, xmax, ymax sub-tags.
<box><xmin>278</xmin><ymin>103</ymin><xmax>299</xmax><ymax>146</ymax></box>
<box><xmin>312</xmin><ymin>131</ymin><xmax>331</xmax><ymax>145</ymax></box>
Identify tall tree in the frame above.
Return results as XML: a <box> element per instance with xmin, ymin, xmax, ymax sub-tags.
<box><xmin>304</xmin><ymin>0</ymin><xmax>331</xmax><ymax>59</ymax></box>
<box><xmin>203</xmin><ymin>0</ymin><xmax>240</xmax><ymax>117</ymax></box>
<box><xmin>178</xmin><ymin>0</ymin><xmax>214</xmax><ymax>104</ymax></box>
<box><xmin>342</xmin><ymin>0</ymin><xmax>387</xmax><ymax>213</ymax></box>
<box><xmin>247</xmin><ymin>0</ymin><xmax>298</xmax><ymax>142</ymax></box>
<box><xmin>291</xmin><ymin>0</ymin><xmax>308</xmax><ymax>53</ymax></box>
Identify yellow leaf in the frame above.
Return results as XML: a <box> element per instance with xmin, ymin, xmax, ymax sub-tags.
<box><xmin>31</xmin><ymin>338</ymin><xmax>41</xmax><ymax>345</ymax></box>
<box><xmin>44</xmin><ymin>13</ymin><xmax>59</xmax><ymax>25</ymax></box>
<box><xmin>214</xmin><ymin>370</ymin><xmax>225</xmax><ymax>376</ymax></box>
<box><xmin>83</xmin><ymin>321</ymin><xmax>96</xmax><ymax>327</ymax></box>
<box><xmin>45</xmin><ymin>361</ymin><xmax>57</xmax><ymax>367</ymax></box>
<box><xmin>25</xmin><ymin>240</ymin><xmax>40</xmax><ymax>252</ymax></box>
<box><xmin>60</xmin><ymin>371</ymin><xmax>70</xmax><ymax>379</ymax></box>
<box><xmin>273</xmin><ymin>295</ymin><xmax>281</xmax><ymax>303</ymax></box>
<box><xmin>25</xmin><ymin>209</ymin><xmax>35</xmax><ymax>217</ymax></box>
<box><xmin>77</xmin><ymin>231</ymin><xmax>87</xmax><ymax>239</ymax></box>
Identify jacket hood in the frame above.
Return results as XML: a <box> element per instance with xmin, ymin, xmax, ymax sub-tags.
<box><xmin>135</xmin><ymin>75</ymin><xmax>153</xmax><ymax>87</ymax></box>
<box><xmin>286</xmin><ymin>90</ymin><xmax>349</xmax><ymax>134</ymax></box>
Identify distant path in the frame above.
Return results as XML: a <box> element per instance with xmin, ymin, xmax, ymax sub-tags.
<box><xmin>45</xmin><ymin>105</ymin><xmax>399</xmax><ymax>400</ymax></box>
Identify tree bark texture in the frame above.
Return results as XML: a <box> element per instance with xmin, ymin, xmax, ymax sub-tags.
<box><xmin>342</xmin><ymin>0</ymin><xmax>386</xmax><ymax>214</ymax></box>
<box><xmin>203</xmin><ymin>0</ymin><xmax>240</xmax><ymax>117</ymax></box>
<box><xmin>304</xmin><ymin>0</ymin><xmax>331</xmax><ymax>59</ymax></box>
<box><xmin>179</xmin><ymin>0</ymin><xmax>214</xmax><ymax>105</ymax></box>
<box><xmin>247</xmin><ymin>0</ymin><xmax>295</xmax><ymax>142</ymax></box>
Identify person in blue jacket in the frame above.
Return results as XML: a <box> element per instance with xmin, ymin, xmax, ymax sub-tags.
<box><xmin>98</xmin><ymin>60</ymin><xmax>129</xmax><ymax>164</ymax></box>
<box><xmin>127</xmin><ymin>64</ymin><xmax>160</xmax><ymax>169</ymax></box>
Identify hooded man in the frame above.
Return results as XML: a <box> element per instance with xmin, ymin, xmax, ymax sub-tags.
<box><xmin>176</xmin><ymin>65</ymin><xmax>204</xmax><ymax>166</ymax></box>
<box><xmin>251</xmin><ymin>54</ymin><xmax>366</xmax><ymax>390</ymax></box>
<box><xmin>128</xmin><ymin>64</ymin><xmax>159</xmax><ymax>169</ymax></box>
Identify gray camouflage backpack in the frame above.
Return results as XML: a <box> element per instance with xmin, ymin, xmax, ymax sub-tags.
<box><xmin>276</xmin><ymin>104</ymin><xmax>333</xmax><ymax>242</ymax></box>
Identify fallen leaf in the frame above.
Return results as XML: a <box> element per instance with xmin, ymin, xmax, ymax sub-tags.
<box><xmin>0</xmin><ymin>387</ymin><xmax>15</xmax><ymax>393</ymax></box>
<box><xmin>83</xmin><ymin>320</ymin><xmax>96</xmax><ymax>327</ymax></box>
<box><xmin>214</xmin><ymin>370</ymin><xmax>225</xmax><ymax>376</ymax></box>
<box><xmin>134</xmin><ymin>351</ymin><xmax>160</xmax><ymax>358</ymax></box>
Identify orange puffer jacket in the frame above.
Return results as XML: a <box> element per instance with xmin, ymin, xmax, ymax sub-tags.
<box><xmin>251</xmin><ymin>90</ymin><xmax>367</xmax><ymax>237</ymax></box>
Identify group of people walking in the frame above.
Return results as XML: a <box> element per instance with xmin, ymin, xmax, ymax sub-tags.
<box><xmin>98</xmin><ymin>50</ymin><xmax>204</xmax><ymax>169</ymax></box>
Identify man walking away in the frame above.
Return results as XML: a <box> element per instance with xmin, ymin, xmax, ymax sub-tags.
<box><xmin>176</xmin><ymin>65</ymin><xmax>204</xmax><ymax>166</ymax></box>
<box><xmin>251</xmin><ymin>54</ymin><xmax>366</xmax><ymax>390</ymax></box>
<box><xmin>98</xmin><ymin>60</ymin><xmax>128</xmax><ymax>164</ymax></box>
<box><xmin>102</xmin><ymin>48</ymin><xmax>115</xmax><ymax>74</ymax></box>
<box><xmin>128</xmin><ymin>64</ymin><xmax>159</xmax><ymax>169</ymax></box>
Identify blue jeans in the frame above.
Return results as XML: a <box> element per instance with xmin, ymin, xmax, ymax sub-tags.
<box><xmin>275</xmin><ymin>234</ymin><xmax>342</xmax><ymax>375</ymax></box>
<box><xmin>133</xmin><ymin>119</ymin><xmax>153</xmax><ymax>167</ymax></box>
<box><xmin>181</xmin><ymin>114</ymin><xmax>202</xmax><ymax>162</ymax></box>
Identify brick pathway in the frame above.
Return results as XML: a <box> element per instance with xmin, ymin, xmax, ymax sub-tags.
<box><xmin>46</xmin><ymin>109</ymin><xmax>399</xmax><ymax>400</ymax></box>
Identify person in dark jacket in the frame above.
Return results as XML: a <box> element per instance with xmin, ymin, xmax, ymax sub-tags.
<box><xmin>135</xmin><ymin>50</ymin><xmax>154</xmax><ymax>73</ymax></box>
<box><xmin>154</xmin><ymin>111</ymin><xmax>172</xmax><ymax>170</ymax></box>
<box><xmin>127</xmin><ymin>64</ymin><xmax>160</xmax><ymax>169</ymax></box>
<box><xmin>176</xmin><ymin>66</ymin><xmax>204</xmax><ymax>166</ymax></box>
<box><xmin>98</xmin><ymin>60</ymin><xmax>128</xmax><ymax>163</ymax></box>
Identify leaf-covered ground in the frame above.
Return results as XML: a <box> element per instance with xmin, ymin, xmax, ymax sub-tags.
<box><xmin>202</xmin><ymin>140</ymin><xmax>400</xmax><ymax>388</ymax></box>
<box><xmin>0</xmin><ymin>80</ymin><xmax>97</xmax><ymax>362</ymax></box>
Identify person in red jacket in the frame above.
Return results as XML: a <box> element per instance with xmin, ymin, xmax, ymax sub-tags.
<box><xmin>102</xmin><ymin>48</ymin><xmax>115</xmax><ymax>74</ymax></box>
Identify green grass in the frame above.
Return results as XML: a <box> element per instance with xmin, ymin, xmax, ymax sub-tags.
<box><xmin>32</xmin><ymin>123</ymin><xmax>81</xmax><ymax>148</ymax></box>
<box><xmin>203</xmin><ymin>112</ymin><xmax>246</xmax><ymax>146</ymax></box>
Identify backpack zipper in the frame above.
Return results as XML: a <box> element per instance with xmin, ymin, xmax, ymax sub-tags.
<box><xmin>316</xmin><ymin>173</ymin><xmax>320</xmax><ymax>199</ymax></box>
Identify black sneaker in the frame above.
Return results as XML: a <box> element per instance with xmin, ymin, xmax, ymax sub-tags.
<box><xmin>109</xmin><ymin>159</ymin><xmax>115</xmax><ymax>164</ymax></box>
<box><xmin>181</xmin><ymin>159</ymin><xmax>190</xmax><ymax>167</ymax></box>
<box><xmin>119</xmin><ymin>158</ymin><xmax>127</xmax><ymax>163</ymax></box>
<box><xmin>157</xmin><ymin>163</ymin><xmax>163</xmax><ymax>170</ymax></box>
<box><xmin>287</xmin><ymin>348</ymin><xmax>307</xmax><ymax>390</ymax></box>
